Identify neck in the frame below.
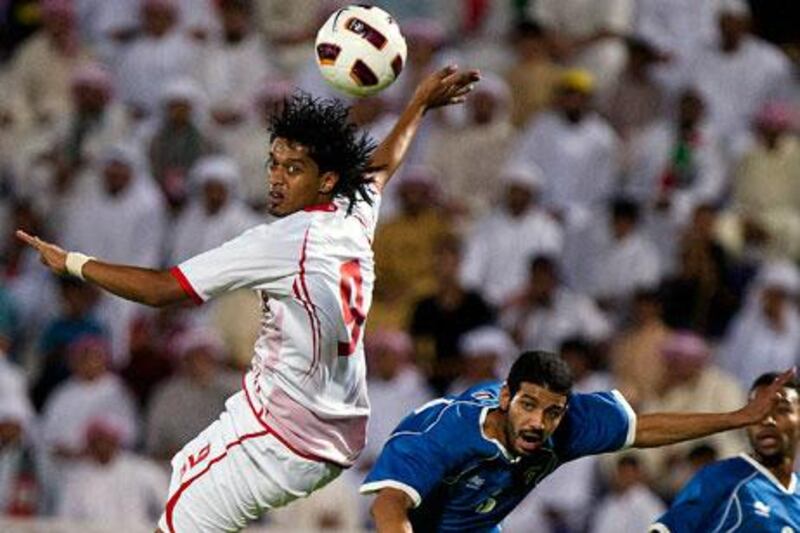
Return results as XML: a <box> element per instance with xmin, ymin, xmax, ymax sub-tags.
<box><xmin>754</xmin><ymin>452</ymin><xmax>795</xmax><ymax>489</ymax></box>
<box><xmin>483</xmin><ymin>408</ymin><xmax>510</xmax><ymax>450</ymax></box>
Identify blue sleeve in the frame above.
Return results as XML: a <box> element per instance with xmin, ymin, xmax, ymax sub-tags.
<box><xmin>650</xmin><ymin>464</ymin><xmax>731</xmax><ymax>533</ymax></box>
<box><xmin>553</xmin><ymin>390</ymin><xmax>636</xmax><ymax>461</ymax></box>
<box><xmin>360</xmin><ymin>402</ymin><xmax>467</xmax><ymax>507</ymax></box>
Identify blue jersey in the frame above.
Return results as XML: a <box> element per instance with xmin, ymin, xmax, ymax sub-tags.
<box><xmin>651</xmin><ymin>454</ymin><xmax>800</xmax><ymax>533</ymax></box>
<box><xmin>360</xmin><ymin>382</ymin><xmax>636</xmax><ymax>533</ymax></box>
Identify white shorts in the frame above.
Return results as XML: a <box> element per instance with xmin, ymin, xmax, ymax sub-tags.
<box><xmin>157</xmin><ymin>390</ymin><xmax>341</xmax><ymax>532</ymax></box>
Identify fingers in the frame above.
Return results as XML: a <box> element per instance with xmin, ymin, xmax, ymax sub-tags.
<box><xmin>437</xmin><ymin>65</ymin><xmax>458</xmax><ymax>79</ymax></box>
<box><xmin>16</xmin><ymin>230</ymin><xmax>41</xmax><ymax>250</ymax></box>
<box><xmin>772</xmin><ymin>367</ymin><xmax>797</xmax><ymax>389</ymax></box>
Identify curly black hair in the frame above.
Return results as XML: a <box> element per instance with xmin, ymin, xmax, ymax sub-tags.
<box><xmin>268</xmin><ymin>91</ymin><xmax>377</xmax><ymax>212</ymax></box>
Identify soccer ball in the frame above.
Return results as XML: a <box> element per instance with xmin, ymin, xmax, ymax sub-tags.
<box><xmin>315</xmin><ymin>5</ymin><xmax>407</xmax><ymax>97</ymax></box>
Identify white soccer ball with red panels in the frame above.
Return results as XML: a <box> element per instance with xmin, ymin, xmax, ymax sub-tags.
<box><xmin>315</xmin><ymin>5</ymin><xmax>407</xmax><ymax>97</ymax></box>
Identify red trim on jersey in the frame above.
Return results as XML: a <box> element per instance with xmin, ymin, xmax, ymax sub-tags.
<box><xmin>241</xmin><ymin>372</ymin><xmax>340</xmax><ymax>465</ymax></box>
<box><xmin>164</xmin><ymin>429</ymin><xmax>270</xmax><ymax>533</ymax></box>
<box><xmin>303</xmin><ymin>202</ymin><xmax>336</xmax><ymax>212</ymax></box>
<box><xmin>169</xmin><ymin>266</ymin><xmax>204</xmax><ymax>306</ymax></box>
<box><xmin>293</xmin><ymin>280</ymin><xmax>319</xmax><ymax>372</ymax></box>
<box><xmin>297</xmin><ymin>228</ymin><xmax>322</xmax><ymax>377</ymax></box>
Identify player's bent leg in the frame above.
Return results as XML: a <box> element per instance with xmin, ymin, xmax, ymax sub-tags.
<box><xmin>157</xmin><ymin>391</ymin><xmax>341</xmax><ymax>532</ymax></box>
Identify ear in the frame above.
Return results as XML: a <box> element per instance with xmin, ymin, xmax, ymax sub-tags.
<box><xmin>318</xmin><ymin>171</ymin><xmax>339</xmax><ymax>195</ymax></box>
<box><xmin>499</xmin><ymin>385</ymin><xmax>511</xmax><ymax>411</ymax></box>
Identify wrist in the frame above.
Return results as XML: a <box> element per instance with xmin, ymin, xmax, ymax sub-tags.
<box><xmin>65</xmin><ymin>252</ymin><xmax>95</xmax><ymax>280</ymax></box>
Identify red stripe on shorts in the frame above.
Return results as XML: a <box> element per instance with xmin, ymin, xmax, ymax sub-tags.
<box><xmin>165</xmin><ymin>429</ymin><xmax>270</xmax><ymax>533</ymax></box>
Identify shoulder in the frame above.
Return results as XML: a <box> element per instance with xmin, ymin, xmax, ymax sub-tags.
<box><xmin>687</xmin><ymin>457</ymin><xmax>756</xmax><ymax>495</ymax></box>
<box><xmin>392</xmin><ymin>384</ymin><xmax>499</xmax><ymax>439</ymax></box>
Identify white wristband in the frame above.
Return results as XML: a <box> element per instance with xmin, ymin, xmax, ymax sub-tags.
<box><xmin>65</xmin><ymin>252</ymin><xmax>95</xmax><ymax>281</ymax></box>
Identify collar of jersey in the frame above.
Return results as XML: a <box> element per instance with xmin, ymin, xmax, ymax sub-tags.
<box><xmin>303</xmin><ymin>202</ymin><xmax>337</xmax><ymax>212</ymax></box>
<box><xmin>738</xmin><ymin>452</ymin><xmax>798</xmax><ymax>494</ymax></box>
<box><xmin>479</xmin><ymin>406</ymin><xmax>522</xmax><ymax>464</ymax></box>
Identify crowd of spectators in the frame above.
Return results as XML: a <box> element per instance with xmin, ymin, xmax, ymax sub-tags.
<box><xmin>1</xmin><ymin>0</ymin><xmax>799</xmax><ymax>531</ymax></box>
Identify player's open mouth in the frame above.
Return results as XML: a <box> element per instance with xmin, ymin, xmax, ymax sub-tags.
<box><xmin>756</xmin><ymin>431</ymin><xmax>781</xmax><ymax>447</ymax></box>
<box><xmin>516</xmin><ymin>433</ymin><xmax>542</xmax><ymax>452</ymax></box>
<box><xmin>269</xmin><ymin>191</ymin><xmax>284</xmax><ymax>206</ymax></box>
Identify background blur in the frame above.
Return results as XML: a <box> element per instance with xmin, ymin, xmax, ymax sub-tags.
<box><xmin>1</xmin><ymin>0</ymin><xmax>800</xmax><ymax>531</ymax></box>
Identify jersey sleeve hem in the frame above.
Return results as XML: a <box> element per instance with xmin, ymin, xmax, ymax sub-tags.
<box><xmin>359</xmin><ymin>480</ymin><xmax>422</xmax><ymax>508</ymax></box>
<box><xmin>611</xmin><ymin>389</ymin><xmax>637</xmax><ymax>449</ymax></box>
<box><xmin>648</xmin><ymin>523</ymin><xmax>671</xmax><ymax>533</ymax></box>
<box><xmin>169</xmin><ymin>266</ymin><xmax>205</xmax><ymax>305</ymax></box>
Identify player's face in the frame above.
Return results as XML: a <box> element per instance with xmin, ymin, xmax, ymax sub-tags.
<box><xmin>746</xmin><ymin>386</ymin><xmax>800</xmax><ymax>465</ymax></box>
<box><xmin>500</xmin><ymin>382</ymin><xmax>568</xmax><ymax>456</ymax></box>
<box><xmin>266</xmin><ymin>138</ymin><xmax>337</xmax><ymax>217</ymax></box>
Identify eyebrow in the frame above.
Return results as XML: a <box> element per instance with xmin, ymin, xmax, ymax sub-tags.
<box><xmin>267</xmin><ymin>153</ymin><xmax>307</xmax><ymax>165</ymax></box>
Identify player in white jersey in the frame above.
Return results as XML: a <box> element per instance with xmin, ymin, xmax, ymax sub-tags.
<box><xmin>18</xmin><ymin>65</ymin><xmax>481</xmax><ymax>532</ymax></box>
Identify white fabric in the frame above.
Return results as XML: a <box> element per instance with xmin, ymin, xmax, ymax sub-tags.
<box><xmin>158</xmin><ymin>390</ymin><xmax>341</xmax><ymax>532</ymax></box>
<box><xmin>681</xmin><ymin>39</ymin><xmax>792</xmax><ymax>148</ymax></box>
<box><xmin>502</xmin><ymin>288</ymin><xmax>612</xmax><ymax>352</ymax></box>
<box><xmin>590</xmin><ymin>485</ymin><xmax>667</xmax><ymax>533</ymax></box>
<box><xmin>718</xmin><ymin>272</ymin><xmax>800</xmax><ymax>385</ymax></box>
<box><xmin>625</xmin><ymin>120</ymin><xmax>725</xmax><ymax>218</ymax></box>
<box><xmin>460</xmin><ymin>208</ymin><xmax>563</xmax><ymax>306</ymax></box>
<box><xmin>634</xmin><ymin>0</ymin><xmax>718</xmax><ymax>59</ymax></box>
<box><xmin>511</xmin><ymin>111</ymin><xmax>619</xmax><ymax>218</ymax></box>
<box><xmin>115</xmin><ymin>32</ymin><xmax>204</xmax><ymax>113</ymax></box>
<box><xmin>201</xmin><ymin>33</ymin><xmax>276</xmax><ymax>110</ymax></box>
<box><xmin>530</xmin><ymin>0</ymin><xmax>633</xmax><ymax>92</ymax></box>
<box><xmin>41</xmin><ymin>374</ymin><xmax>139</xmax><ymax>452</ymax></box>
<box><xmin>175</xmin><ymin>189</ymin><xmax>381</xmax><ymax>467</ymax></box>
<box><xmin>56</xmin><ymin>452</ymin><xmax>168</xmax><ymax>528</ymax></box>
<box><xmin>168</xmin><ymin>202</ymin><xmax>261</xmax><ymax>265</ymax></box>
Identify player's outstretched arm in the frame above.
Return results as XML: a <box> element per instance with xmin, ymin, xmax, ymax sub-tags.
<box><xmin>371</xmin><ymin>488</ymin><xmax>414</xmax><ymax>533</ymax></box>
<box><xmin>369</xmin><ymin>65</ymin><xmax>480</xmax><ymax>192</ymax></box>
<box><xmin>633</xmin><ymin>368</ymin><xmax>795</xmax><ymax>448</ymax></box>
<box><xmin>16</xmin><ymin>230</ymin><xmax>187</xmax><ymax>307</ymax></box>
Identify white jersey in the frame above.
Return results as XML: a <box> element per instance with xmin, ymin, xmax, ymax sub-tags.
<box><xmin>170</xmin><ymin>190</ymin><xmax>380</xmax><ymax>467</ymax></box>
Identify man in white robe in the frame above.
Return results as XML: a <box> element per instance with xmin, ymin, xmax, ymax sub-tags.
<box><xmin>460</xmin><ymin>164</ymin><xmax>563</xmax><ymax>308</ymax></box>
<box><xmin>511</xmin><ymin>70</ymin><xmax>619</xmax><ymax>225</ymax></box>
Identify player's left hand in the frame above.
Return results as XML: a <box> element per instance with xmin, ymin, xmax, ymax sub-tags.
<box><xmin>738</xmin><ymin>367</ymin><xmax>797</xmax><ymax>425</ymax></box>
<box><xmin>412</xmin><ymin>65</ymin><xmax>481</xmax><ymax>110</ymax></box>
<box><xmin>16</xmin><ymin>230</ymin><xmax>68</xmax><ymax>275</ymax></box>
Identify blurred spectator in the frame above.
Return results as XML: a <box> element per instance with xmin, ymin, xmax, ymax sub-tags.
<box><xmin>114</xmin><ymin>0</ymin><xmax>204</xmax><ymax>117</ymax></box>
<box><xmin>717</xmin><ymin>260</ymin><xmax>800</xmax><ymax>385</ymax></box>
<box><xmin>425</xmin><ymin>72</ymin><xmax>515</xmax><ymax>218</ymax></box>
<box><xmin>167</xmin><ymin>156</ymin><xmax>260</xmax><ymax>264</ymax></box>
<box><xmin>601</xmin><ymin>37</ymin><xmax>666</xmax><ymax>140</ymax></box>
<box><xmin>504</xmin><ymin>21</ymin><xmax>562</xmax><ymax>129</ymax></box>
<box><xmin>460</xmin><ymin>164</ymin><xmax>563</xmax><ymax>307</ymax></box>
<box><xmin>502</xmin><ymin>256</ymin><xmax>611</xmax><ymax>352</ymax></box>
<box><xmin>624</xmin><ymin>89</ymin><xmax>725</xmax><ymax>224</ymax></box>
<box><xmin>609</xmin><ymin>288</ymin><xmax>670</xmax><ymax>406</ymax></box>
<box><xmin>590</xmin><ymin>455</ymin><xmax>665</xmax><ymax>533</ymax></box>
<box><xmin>511</xmin><ymin>70</ymin><xmax>619</xmax><ymax>223</ymax></box>
<box><xmin>202</xmin><ymin>0</ymin><xmax>277</xmax><ymax>121</ymax></box>
<box><xmin>721</xmin><ymin>101</ymin><xmax>800</xmax><ymax>260</ymax></box>
<box><xmin>680</xmin><ymin>1</ymin><xmax>792</xmax><ymax>150</ymax></box>
<box><xmin>146</xmin><ymin>79</ymin><xmax>217</xmax><ymax>209</ymax></box>
<box><xmin>372</xmin><ymin>168</ymin><xmax>452</xmax><ymax>329</ymax></box>
<box><xmin>639</xmin><ymin>331</ymin><xmax>746</xmax><ymax>491</ymax></box>
<box><xmin>0</xmin><ymin>391</ymin><xmax>51</xmax><ymax>517</ymax></box>
<box><xmin>56</xmin><ymin>416</ymin><xmax>167</xmax><ymax>527</ymax></box>
<box><xmin>634</xmin><ymin>0</ymin><xmax>718</xmax><ymax>61</ymax></box>
<box><xmin>560</xmin><ymin>337</ymin><xmax>613</xmax><ymax>393</ymax></box>
<box><xmin>5</xmin><ymin>0</ymin><xmax>93</xmax><ymax>128</ymax></box>
<box><xmin>145</xmin><ymin>328</ymin><xmax>238</xmax><ymax>461</ymax></box>
<box><xmin>59</xmin><ymin>143</ymin><xmax>165</xmax><ymax>362</ymax></box>
<box><xmin>31</xmin><ymin>277</ymin><xmax>105</xmax><ymax>411</ymax></box>
<box><xmin>409</xmin><ymin>234</ymin><xmax>494</xmax><ymax>394</ymax></box>
<box><xmin>358</xmin><ymin>330</ymin><xmax>432</xmax><ymax>472</ymax></box>
<box><xmin>41</xmin><ymin>336</ymin><xmax>139</xmax><ymax>459</ymax></box>
<box><xmin>528</xmin><ymin>0</ymin><xmax>633</xmax><ymax>94</ymax></box>
<box><xmin>660</xmin><ymin>204</ymin><xmax>740</xmax><ymax>337</ymax></box>
<box><xmin>566</xmin><ymin>197</ymin><xmax>662</xmax><ymax>314</ymax></box>
<box><xmin>447</xmin><ymin>326</ymin><xmax>516</xmax><ymax>395</ymax></box>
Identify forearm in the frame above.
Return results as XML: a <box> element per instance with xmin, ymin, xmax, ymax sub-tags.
<box><xmin>371</xmin><ymin>490</ymin><xmax>414</xmax><ymax>533</ymax></box>
<box><xmin>82</xmin><ymin>260</ymin><xmax>187</xmax><ymax>307</ymax></box>
<box><xmin>369</xmin><ymin>96</ymin><xmax>426</xmax><ymax>191</ymax></box>
<box><xmin>633</xmin><ymin>410</ymin><xmax>749</xmax><ymax>448</ymax></box>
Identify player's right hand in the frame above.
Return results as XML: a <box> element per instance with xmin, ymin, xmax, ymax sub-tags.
<box><xmin>16</xmin><ymin>230</ymin><xmax>68</xmax><ymax>275</ymax></box>
<box><xmin>740</xmin><ymin>367</ymin><xmax>797</xmax><ymax>425</ymax></box>
<box><xmin>412</xmin><ymin>65</ymin><xmax>481</xmax><ymax>110</ymax></box>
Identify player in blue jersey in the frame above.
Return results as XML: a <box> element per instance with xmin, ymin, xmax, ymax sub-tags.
<box><xmin>650</xmin><ymin>371</ymin><xmax>800</xmax><ymax>532</ymax></box>
<box><xmin>360</xmin><ymin>351</ymin><xmax>794</xmax><ymax>533</ymax></box>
